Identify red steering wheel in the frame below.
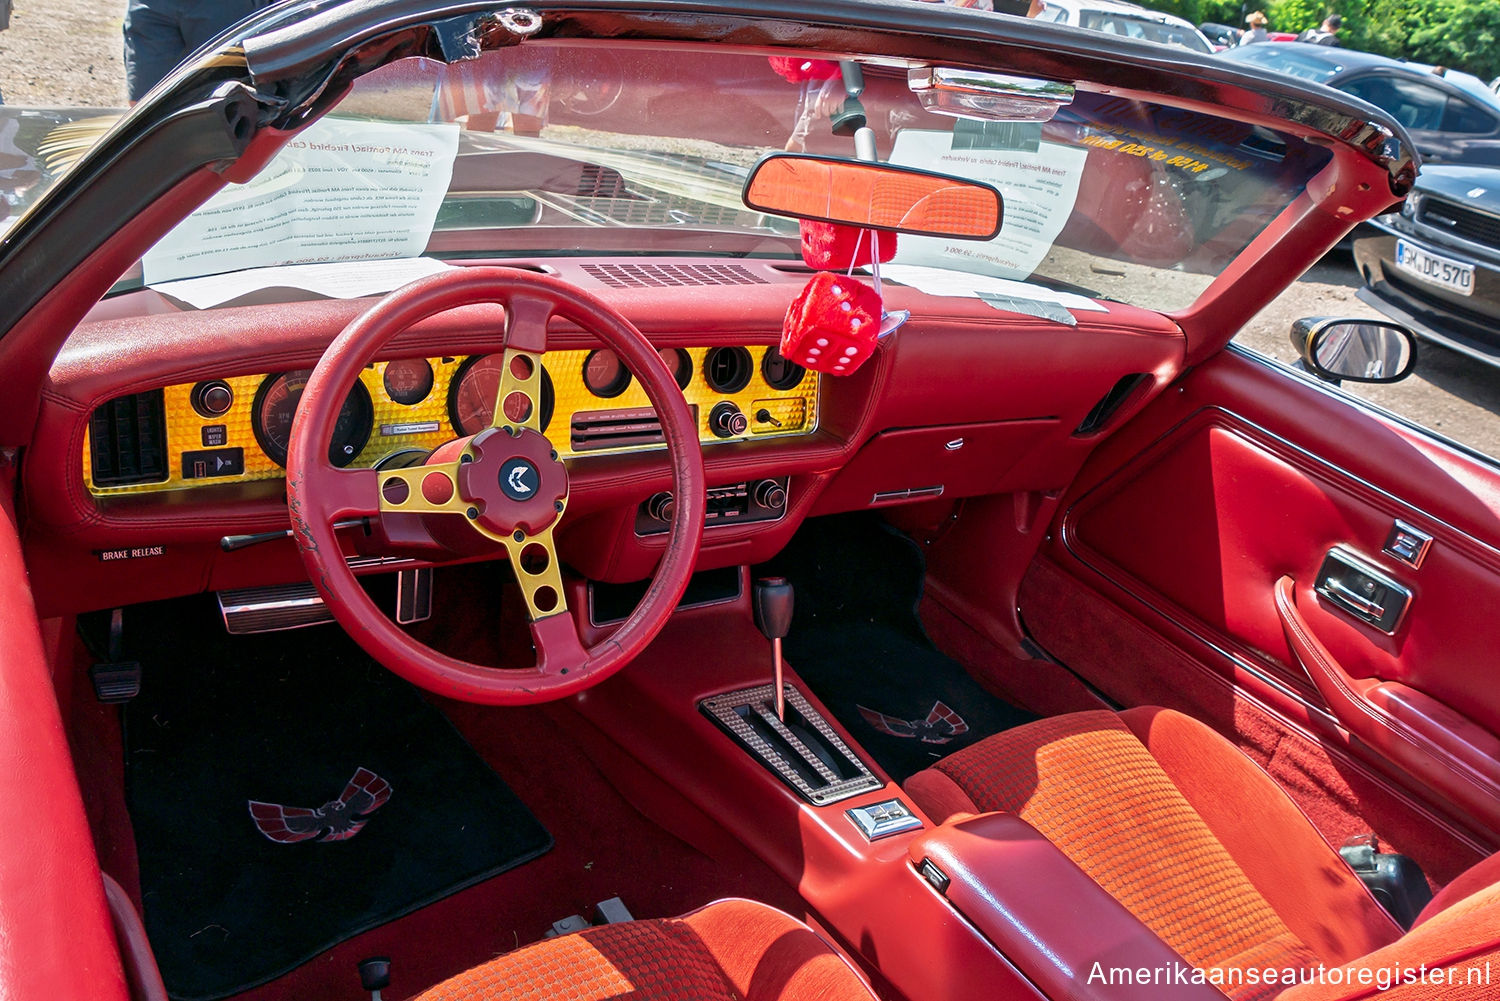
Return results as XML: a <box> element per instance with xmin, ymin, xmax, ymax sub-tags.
<box><xmin>286</xmin><ymin>267</ymin><xmax>706</xmax><ymax>704</ymax></box>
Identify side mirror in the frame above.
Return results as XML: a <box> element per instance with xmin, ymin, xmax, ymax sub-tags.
<box><xmin>1290</xmin><ymin>317</ymin><xmax>1418</xmax><ymax>385</ymax></box>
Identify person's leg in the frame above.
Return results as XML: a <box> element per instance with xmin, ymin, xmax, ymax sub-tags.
<box><xmin>122</xmin><ymin>0</ymin><xmax>187</xmax><ymax>102</ymax></box>
<box><xmin>177</xmin><ymin>1</ymin><xmax>266</xmax><ymax>55</ymax></box>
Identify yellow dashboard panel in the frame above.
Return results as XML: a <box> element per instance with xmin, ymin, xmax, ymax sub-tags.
<box><xmin>84</xmin><ymin>346</ymin><xmax>819</xmax><ymax>496</ymax></box>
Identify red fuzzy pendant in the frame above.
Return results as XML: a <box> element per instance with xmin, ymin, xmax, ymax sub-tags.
<box><xmin>781</xmin><ymin>271</ymin><xmax>883</xmax><ymax>376</ymax></box>
<box><xmin>799</xmin><ymin>220</ymin><xmax>898</xmax><ymax>270</ymax></box>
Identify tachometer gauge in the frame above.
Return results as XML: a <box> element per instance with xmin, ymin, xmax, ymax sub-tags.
<box><xmin>251</xmin><ymin>371</ymin><xmax>374</xmax><ymax>468</ymax></box>
<box><xmin>447</xmin><ymin>354</ymin><xmax>555</xmax><ymax>436</ymax></box>
<box><xmin>582</xmin><ymin>349</ymin><xmax>631</xmax><ymax>398</ymax></box>
<box><xmin>382</xmin><ymin>358</ymin><xmax>434</xmax><ymax>406</ymax></box>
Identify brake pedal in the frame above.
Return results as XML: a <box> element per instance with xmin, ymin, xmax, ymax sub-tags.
<box><xmin>90</xmin><ymin>608</ymin><xmax>141</xmax><ymax>704</ymax></box>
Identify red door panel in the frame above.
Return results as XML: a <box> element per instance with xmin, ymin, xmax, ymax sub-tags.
<box><xmin>1023</xmin><ymin>346</ymin><xmax>1500</xmax><ymax>868</ymax></box>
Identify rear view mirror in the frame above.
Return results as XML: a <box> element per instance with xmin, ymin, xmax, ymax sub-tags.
<box><xmin>742</xmin><ymin>154</ymin><xmax>1002</xmax><ymax>240</ymax></box>
<box><xmin>1291</xmin><ymin>317</ymin><xmax>1418</xmax><ymax>385</ymax></box>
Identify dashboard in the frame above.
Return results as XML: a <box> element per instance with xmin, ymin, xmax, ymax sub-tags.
<box><xmin>83</xmin><ymin>345</ymin><xmax>819</xmax><ymax>497</ymax></box>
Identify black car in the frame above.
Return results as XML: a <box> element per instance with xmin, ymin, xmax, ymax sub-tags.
<box><xmin>1353</xmin><ymin>166</ymin><xmax>1500</xmax><ymax>363</ymax></box>
<box><xmin>1219</xmin><ymin>44</ymin><xmax>1500</xmax><ymax>165</ymax></box>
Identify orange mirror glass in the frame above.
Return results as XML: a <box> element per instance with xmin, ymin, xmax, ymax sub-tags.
<box><xmin>742</xmin><ymin>154</ymin><xmax>1002</xmax><ymax>240</ymax></box>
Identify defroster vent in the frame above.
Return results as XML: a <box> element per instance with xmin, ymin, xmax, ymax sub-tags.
<box><xmin>580</xmin><ymin>263</ymin><xmax>768</xmax><ymax>289</ymax></box>
<box><xmin>90</xmin><ymin>390</ymin><xmax>169</xmax><ymax>486</ymax></box>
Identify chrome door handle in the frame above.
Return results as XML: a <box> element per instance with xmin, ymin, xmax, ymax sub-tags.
<box><xmin>1314</xmin><ymin>547</ymin><xmax>1411</xmax><ymax>634</ymax></box>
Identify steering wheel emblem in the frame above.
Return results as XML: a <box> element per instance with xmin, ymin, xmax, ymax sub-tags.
<box><xmin>501</xmin><ymin>457</ymin><xmax>537</xmax><ymax>500</ymax></box>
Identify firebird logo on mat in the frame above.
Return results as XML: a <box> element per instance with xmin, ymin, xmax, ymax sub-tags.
<box><xmin>857</xmin><ymin>701</ymin><xmax>969</xmax><ymax>744</ymax></box>
<box><xmin>248</xmin><ymin>767</ymin><xmax>393</xmax><ymax>844</ymax></box>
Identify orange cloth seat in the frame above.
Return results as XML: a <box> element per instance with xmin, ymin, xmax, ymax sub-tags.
<box><xmin>413</xmin><ymin>898</ymin><xmax>879</xmax><ymax>1001</ymax></box>
<box><xmin>906</xmin><ymin>707</ymin><xmax>1500</xmax><ymax>1001</ymax></box>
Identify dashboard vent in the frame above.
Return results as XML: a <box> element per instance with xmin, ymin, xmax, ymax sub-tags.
<box><xmin>704</xmin><ymin>346</ymin><xmax>754</xmax><ymax>393</ymax></box>
<box><xmin>571</xmin><ymin>406</ymin><xmax>692</xmax><ymax>452</ymax></box>
<box><xmin>1074</xmin><ymin>373</ymin><xmax>1150</xmax><ymax>436</ymax></box>
<box><xmin>580</xmin><ymin>263</ymin><xmax>768</xmax><ymax>289</ymax></box>
<box><xmin>90</xmin><ymin>390</ymin><xmax>169</xmax><ymax>486</ymax></box>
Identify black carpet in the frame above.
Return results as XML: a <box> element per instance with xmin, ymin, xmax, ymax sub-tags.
<box><xmin>108</xmin><ymin>598</ymin><xmax>552</xmax><ymax>1001</ymax></box>
<box><xmin>759</xmin><ymin>514</ymin><xmax>1036</xmax><ymax>781</ymax></box>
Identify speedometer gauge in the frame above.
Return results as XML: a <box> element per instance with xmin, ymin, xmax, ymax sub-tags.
<box><xmin>251</xmin><ymin>371</ymin><xmax>374</xmax><ymax>468</ymax></box>
<box><xmin>447</xmin><ymin>354</ymin><xmax>555</xmax><ymax>436</ymax></box>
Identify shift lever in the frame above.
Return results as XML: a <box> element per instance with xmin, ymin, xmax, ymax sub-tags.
<box><xmin>753</xmin><ymin>577</ymin><xmax>795</xmax><ymax>721</ymax></box>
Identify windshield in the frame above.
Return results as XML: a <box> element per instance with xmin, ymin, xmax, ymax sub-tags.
<box><xmin>121</xmin><ymin>41</ymin><xmax>1331</xmax><ymax>312</ymax></box>
<box><xmin>1220</xmin><ymin>45</ymin><xmax>1341</xmax><ymax>84</ymax></box>
<box><xmin>1077</xmin><ymin>12</ymin><xmax>1212</xmax><ymax>53</ymax></box>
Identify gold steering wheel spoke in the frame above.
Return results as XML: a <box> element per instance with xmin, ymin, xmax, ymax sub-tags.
<box><xmin>375</xmin><ymin>460</ymin><xmax>471</xmax><ymax>516</ymax></box>
<box><xmin>503</xmin><ymin>523</ymin><xmax>569</xmax><ymax>621</ymax></box>
<box><xmin>490</xmin><ymin>348</ymin><xmax>546</xmax><ymax>434</ymax></box>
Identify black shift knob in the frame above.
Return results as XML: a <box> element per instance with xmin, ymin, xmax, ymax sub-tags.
<box><xmin>358</xmin><ymin>957</ymin><xmax>391</xmax><ymax>992</ymax></box>
<box><xmin>753</xmin><ymin>577</ymin><xmax>795</xmax><ymax>641</ymax></box>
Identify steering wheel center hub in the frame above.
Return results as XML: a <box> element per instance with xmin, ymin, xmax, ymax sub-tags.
<box><xmin>458</xmin><ymin>427</ymin><xmax>568</xmax><ymax>538</ymax></box>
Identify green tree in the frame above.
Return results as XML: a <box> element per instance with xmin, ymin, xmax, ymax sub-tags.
<box><xmin>1409</xmin><ymin>0</ymin><xmax>1500</xmax><ymax>81</ymax></box>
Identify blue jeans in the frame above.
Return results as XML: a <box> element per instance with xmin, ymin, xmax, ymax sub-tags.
<box><xmin>122</xmin><ymin>0</ymin><xmax>266</xmax><ymax>101</ymax></box>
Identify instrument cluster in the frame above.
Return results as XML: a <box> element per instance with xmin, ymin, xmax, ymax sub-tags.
<box><xmin>84</xmin><ymin>346</ymin><xmax>819</xmax><ymax>496</ymax></box>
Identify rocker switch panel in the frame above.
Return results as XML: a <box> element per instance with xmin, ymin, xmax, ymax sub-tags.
<box><xmin>1383</xmin><ymin>521</ymin><xmax>1433</xmax><ymax>569</ymax></box>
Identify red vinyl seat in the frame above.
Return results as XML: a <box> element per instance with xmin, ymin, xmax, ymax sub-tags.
<box><xmin>906</xmin><ymin>707</ymin><xmax>1500</xmax><ymax>1000</ymax></box>
<box><xmin>413</xmin><ymin>898</ymin><xmax>879</xmax><ymax>1001</ymax></box>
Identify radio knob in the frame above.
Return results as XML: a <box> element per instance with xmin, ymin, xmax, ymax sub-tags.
<box><xmin>753</xmin><ymin>479</ymin><xmax>787</xmax><ymax>510</ymax></box>
<box><xmin>709</xmin><ymin>402</ymin><xmax>748</xmax><ymax>438</ymax></box>
<box><xmin>646</xmin><ymin>491</ymin><xmax>675</xmax><ymax>523</ymax></box>
<box><xmin>191</xmin><ymin>380</ymin><xmax>234</xmax><ymax>418</ymax></box>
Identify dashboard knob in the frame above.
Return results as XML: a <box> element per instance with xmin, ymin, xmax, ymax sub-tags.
<box><xmin>709</xmin><ymin>402</ymin><xmax>748</xmax><ymax>439</ymax></box>
<box><xmin>646</xmin><ymin>491</ymin><xmax>675</xmax><ymax>523</ymax></box>
<box><xmin>753</xmin><ymin>479</ymin><xmax>787</xmax><ymax>510</ymax></box>
<box><xmin>191</xmin><ymin>380</ymin><xmax>234</xmax><ymax>418</ymax></box>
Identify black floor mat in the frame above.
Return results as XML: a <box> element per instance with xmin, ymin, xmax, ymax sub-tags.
<box><xmin>759</xmin><ymin>513</ymin><xmax>1036</xmax><ymax>781</ymax></box>
<box><xmin>108</xmin><ymin>598</ymin><xmax>552</xmax><ymax>1001</ymax></box>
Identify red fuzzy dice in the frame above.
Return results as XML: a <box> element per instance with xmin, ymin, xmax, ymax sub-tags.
<box><xmin>799</xmin><ymin>220</ymin><xmax>898</xmax><ymax>270</ymax></box>
<box><xmin>781</xmin><ymin>271</ymin><xmax>882</xmax><ymax>376</ymax></box>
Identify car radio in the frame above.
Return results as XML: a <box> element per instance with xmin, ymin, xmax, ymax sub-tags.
<box><xmin>634</xmin><ymin>478</ymin><xmax>789</xmax><ymax>535</ymax></box>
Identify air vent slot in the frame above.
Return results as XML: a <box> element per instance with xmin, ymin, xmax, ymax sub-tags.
<box><xmin>570</xmin><ymin>406</ymin><xmax>697</xmax><ymax>452</ymax></box>
<box><xmin>704</xmin><ymin>346</ymin><xmax>753</xmax><ymax>393</ymax></box>
<box><xmin>580</xmin><ymin>263</ymin><xmax>769</xmax><ymax>289</ymax></box>
<box><xmin>1074</xmin><ymin>373</ymin><xmax>1150</xmax><ymax>436</ymax></box>
<box><xmin>90</xmin><ymin>390</ymin><xmax>169</xmax><ymax>486</ymax></box>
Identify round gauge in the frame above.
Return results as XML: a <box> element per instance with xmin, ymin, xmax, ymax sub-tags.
<box><xmin>659</xmin><ymin>348</ymin><xmax>693</xmax><ymax>390</ymax></box>
<box><xmin>760</xmin><ymin>348</ymin><xmax>806</xmax><ymax>391</ymax></box>
<box><xmin>251</xmin><ymin>370</ymin><xmax>374</xmax><ymax>468</ymax></box>
<box><xmin>447</xmin><ymin>354</ymin><xmax>555</xmax><ymax>436</ymax></box>
<box><xmin>582</xmin><ymin>349</ymin><xmax>631</xmax><ymax>398</ymax></box>
<box><xmin>382</xmin><ymin>358</ymin><xmax>434</xmax><ymax>406</ymax></box>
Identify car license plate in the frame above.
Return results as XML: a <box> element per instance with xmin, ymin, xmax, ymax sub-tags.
<box><xmin>1395</xmin><ymin>239</ymin><xmax>1474</xmax><ymax>296</ymax></box>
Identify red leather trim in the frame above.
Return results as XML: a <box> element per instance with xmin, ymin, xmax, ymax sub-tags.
<box><xmin>103</xmin><ymin>872</ymin><xmax>168</xmax><ymax>1001</ymax></box>
<box><xmin>1416</xmin><ymin>851</ymin><xmax>1500</xmax><ymax>927</ymax></box>
<box><xmin>902</xmin><ymin>767</ymin><xmax>980</xmax><ymax>825</ymax></box>
<box><xmin>0</xmin><ymin>466</ymin><xmax>128</xmax><ymax>1001</ymax></box>
<box><xmin>909</xmin><ymin>813</ymin><xmax>1229</xmax><ymax>1001</ymax></box>
<box><xmin>1275</xmin><ymin>576</ymin><xmax>1500</xmax><ymax>832</ymax></box>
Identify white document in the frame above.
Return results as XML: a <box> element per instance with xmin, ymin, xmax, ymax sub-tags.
<box><xmin>149</xmin><ymin>257</ymin><xmax>454</xmax><ymax>310</ymax></box>
<box><xmin>144</xmin><ymin>117</ymin><xmax>460</xmax><ymax>285</ymax></box>
<box><xmin>871</xmin><ymin>263</ymin><xmax>1105</xmax><ymax>312</ymax></box>
<box><xmin>888</xmin><ymin>130</ymin><xmax>1087</xmax><ymax>280</ymax></box>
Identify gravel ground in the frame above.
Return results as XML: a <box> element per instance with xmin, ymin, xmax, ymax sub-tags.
<box><xmin>3</xmin><ymin>1</ymin><xmax>1497</xmax><ymax>457</ymax></box>
<box><xmin>0</xmin><ymin>0</ymin><xmax>127</xmax><ymax>108</ymax></box>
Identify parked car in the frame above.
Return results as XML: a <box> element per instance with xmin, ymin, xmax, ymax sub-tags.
<box><xmin>1219</xmin><ymin>43</ymin><xmax>1500</xmax><ymax>165</ymax></box>
<box><xmin>9</xmin><ymin>4</ymin><xmax>1500</xmax><ymax>1001</ymax></box>
<box><xmin>1353</xmin><ymin>165</ymin><xmax>1500</xmax><ymax>365</ymax></box>
<box><xmin>1034</xmin><ymin>0</ymin><xmax>1215</xmax><ymax>52</ymax></box>
<box><xmin>1198</xmin><ymin>20</ymin><xmax>1239</xmax><ymax>49</ymax></box>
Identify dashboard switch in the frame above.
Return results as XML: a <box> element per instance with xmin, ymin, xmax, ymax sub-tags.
<box><xmin>182</xmin><ymin>448</ymin><xmax>244</xmax><ymax>480</ymax></box>
<box><xmin>191</xmin><ymin>380</ymin><xmax>235</xmax><ymax>418</ymax></box>
<box><xmin>753</xmin><ymin>479</ymin><xmax>787</xmax><ymax>510</ymax></box>
<box><xmin>645</xmin><ymin>491</ymin><xmax>675</xmax><ymax>523</ymax></box>
<box><xmin>709</xmin><ymin>402</ymin><xmax>748</xmax><ymax>438</ymax></box>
